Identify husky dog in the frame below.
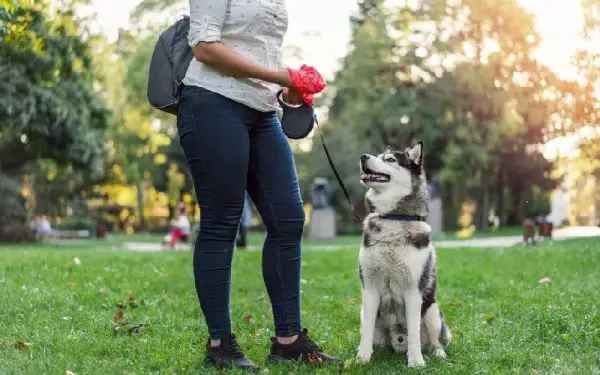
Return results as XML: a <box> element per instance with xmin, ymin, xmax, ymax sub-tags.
<box><xmin>356</xmin><ymin>142</ymin><xmax>451</xmax><ymax>367</ymax></box>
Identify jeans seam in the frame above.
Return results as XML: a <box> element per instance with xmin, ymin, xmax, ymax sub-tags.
<box><xmin>188</xmin><ymin>91</ymin><xmax>237</xmax><ymax>339</ymax></box>
<box><xmin>249</xmin><ymin>162</ymin><xmax>293</xmax><ymax>337</ymax></box>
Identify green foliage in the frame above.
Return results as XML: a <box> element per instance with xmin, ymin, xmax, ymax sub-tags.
<box><xmin>0</xmin><ymin>0</ymin><xmax>110</xmax><ymax>236</ymax></box>
<box><xmin>54</xmin><ymin>217</ymin><xmax>97</xmax><ymax>233</ymax></box>
<box><xmin>307</xmin><ymin>0</ymin><xmax>572</xmax><ymax>230</ymax></box>
<box><xmin>0</xmin><ymin>172</ymin><xmax>27</xmax><ymax>225</ymax></box>
<box><xmin>94</xmin><ymin>30</ymin><xmax>194</xmax><ymax>223</ymax></box>
<box><xmin>0</xmin><ymin>0</ymin><xmax>110</xmax><ymax>174</ymax></box>
<box><xmin>523</xmin><ymin>186</ymin><xmax>552</xmax><ymax>218</ymax></box>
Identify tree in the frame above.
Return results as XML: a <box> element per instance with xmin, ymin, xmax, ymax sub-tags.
<box><xmin>0</xmin><ymin>0</ymin><xmax>110</xmax><ymax>236</ymax></box>
<box><xmin>317</xmin><ymin>0</ymin><xmax>563</xmax><ymax>231</ymax></box>
<box><xmin>0</xmin><ymin>1</ymin><xmax>109</xmax><ymax>173</ymax></box>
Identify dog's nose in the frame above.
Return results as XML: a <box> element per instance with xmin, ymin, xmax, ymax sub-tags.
<box><xmin>360</xmin><ymin>154</ymin><xmax>370</xmax><ymax>161</ymax></box>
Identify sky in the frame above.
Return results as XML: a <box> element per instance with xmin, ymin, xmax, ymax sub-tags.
<box><xmin>82</xmin><ymin>0</ymin><xmax>589</xmax><ymax>81</ymax></box>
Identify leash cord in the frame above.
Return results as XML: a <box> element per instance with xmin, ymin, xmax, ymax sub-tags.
<box><xmin>314</xmin><ymin>117</ymin><xmax>363</xmax><ymax>223</ymax></box>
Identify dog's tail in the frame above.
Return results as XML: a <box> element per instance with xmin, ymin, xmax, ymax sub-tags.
<box><xmin>439</xmin><ymin>310</ymin><xmax>452</xmax><ymax>346</ymax></box>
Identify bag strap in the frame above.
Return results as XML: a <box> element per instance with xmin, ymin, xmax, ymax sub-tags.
<box><xmin>314</xmin><ymin>116</ymin><xmax>363</xmax><ymax>223</ymax></box>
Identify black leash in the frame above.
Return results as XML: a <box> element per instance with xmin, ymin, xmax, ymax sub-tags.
<box><xmin>381</xmin><ymin>214</ymin><xmax>426</xmax><ymax>222</ymax></box>
<box><xmin>314</xmin><ymin>118</ymin><xmax>363</xmax><ymax>223</ymax></box>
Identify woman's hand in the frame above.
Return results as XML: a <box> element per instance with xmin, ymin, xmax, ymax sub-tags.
<box><xmin>281</xmin><ymin>87</ymin><xmax>303</xmax><ymax>106</ymax></box>
<box><xmin>284</xmin><ymin>65</ymin><xmax>326</xmax><ymax>105</ymax></box>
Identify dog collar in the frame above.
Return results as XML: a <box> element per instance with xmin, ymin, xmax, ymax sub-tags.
<box><xmin>380</xmin><ymin>214</ymin><xmax>426</xmax><ymax>222</ymax></box>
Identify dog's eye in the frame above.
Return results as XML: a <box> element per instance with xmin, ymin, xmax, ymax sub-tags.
<box><xmin>385</xmin><ymin>157</ymin><xmax>396</xmax><ymax>163</ymax></box>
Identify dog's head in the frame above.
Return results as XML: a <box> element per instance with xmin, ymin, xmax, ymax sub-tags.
<box><xmin>360</xmin><ymin>142</ymin><xmax>428</xmax><ymax>216</ymax></box>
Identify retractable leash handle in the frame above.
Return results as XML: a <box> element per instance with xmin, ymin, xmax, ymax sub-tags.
<box><xmin>277</xmin><ymin>90</ymin><xmax>315</xmax><ymax>140</ymax></box>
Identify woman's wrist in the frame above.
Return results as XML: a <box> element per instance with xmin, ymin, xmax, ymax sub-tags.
<box><xmin>260</xmin><ymin>68</ymin><xmax>294</xmax><ymax>88</ymax></box>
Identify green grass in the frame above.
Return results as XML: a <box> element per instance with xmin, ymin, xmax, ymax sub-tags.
<box><xmin>1</xmin><ymin>237</ymin><xmax>599</xmax><ymax>374</ymax></box>
<box><xmin>100</xmin><ymin>226</ymin><xmax>523</xmax><ymax>248</ymax></box>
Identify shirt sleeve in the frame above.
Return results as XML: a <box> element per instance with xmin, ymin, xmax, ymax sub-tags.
<box><xmin>188</xmin><ymin>0</ymin><xmax>227</xmax><ymax>47</ymax></box>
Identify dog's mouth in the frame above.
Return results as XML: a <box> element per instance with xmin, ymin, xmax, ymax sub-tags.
<box><xmin>361</xmin><ymin>167</ymin><xmax>390</xmax><ymax>183</ymax></box>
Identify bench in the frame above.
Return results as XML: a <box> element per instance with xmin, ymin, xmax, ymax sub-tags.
<box><xmin>47</xmin><ymin>230</ymin><xmax>92</xmax><ymax>239</ymax></box>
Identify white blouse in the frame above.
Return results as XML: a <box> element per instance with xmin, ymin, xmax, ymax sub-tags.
<box><xmin>183</xmin><ymin>0</ymin><xmax>288</xmax><ymax>112</ymax></box>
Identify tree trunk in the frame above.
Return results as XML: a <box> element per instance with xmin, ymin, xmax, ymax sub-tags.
<box><xmin>477</xmin><ymin>178</ymin><xmax>490</xmax><ymax>232</ymax></box>
<box><xmin>136</xmin><ymin>180</ymin><xmax>146</xmax><ymax>230</ymax></box>
<box><xmin>442</xmin><ymin>181</ymin><xmax>460</xmax><ymax>231</ymax></box>
<box><xmin>497</xmin><ymin>171</ymin><xmax>505</xmax><ymax>226</ymax></box>
<box><xmin>516</xmin><ymin>188</ymin><xmax>525</xmax><ymax>224</ymax></box>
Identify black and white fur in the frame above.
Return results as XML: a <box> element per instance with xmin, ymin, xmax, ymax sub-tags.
<box><xmin>356</xmin><ymin>142</ymin><xmax>451</xmax><ymax>367</ymax></box>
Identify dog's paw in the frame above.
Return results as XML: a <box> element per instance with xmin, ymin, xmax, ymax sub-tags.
<box><xmin>433</xmin><ymin>348</ymin><xmax>447</xmax><ymax>359</ymax></box>
<box><xmin>407</xmin><ymin>353</ymin><xmax>425</xmax><ymax>368</ymax></box>
<box><xmin>356</xmin><ymin>347</ymin><xmax>373</xmax><ymax>364</ymax></box>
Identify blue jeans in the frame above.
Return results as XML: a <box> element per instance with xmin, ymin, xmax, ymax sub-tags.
<box><xmin>177</xmin><ymin>86</ymin><xmax>304</xmax><ymax>339</ymax></box>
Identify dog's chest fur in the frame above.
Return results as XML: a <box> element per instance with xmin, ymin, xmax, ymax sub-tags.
<box><xmin>359</xmin><ymin>214</ymin><xmax>434</xmax><ymax>311</ymax></box>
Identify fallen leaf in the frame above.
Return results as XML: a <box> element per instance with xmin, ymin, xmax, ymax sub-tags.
<box><xmin>66</xmin><ymin>370</ymin><xmax>76</xmax><ymax>375</ymax></box>
<box><xmin>307</xmin><ymin>352</ymin><xmax>323</xmax><ymax>364</ymax></box>
<box><xmin>127</xmin><ymin>292</ymin><xmax>136</xmax><ymax>301</ymax></box>
<box><xmin>539</xmin><ymin>277</ymin><xmax>552</xmax><ymax>284</ymax></box>
<box><xmin>15</xmin><ymin>341</ymin><xmax>32</xmax><ymax>348</ymax></box>
<box><xmin>72</xmin><ymin>257</ymin><xmax>81</xmax><ymax>266</ymax></box>
<box><xmin>243</xmin><ymin>315</ymin><xmax>253</xmax><ymax>324</ymax></box>
<box><xmin>58</xmin><ymin>316</ymin><xmax>71</xmax><ymax>321</ymax></box>
<box><xmin>114</xmin><ymin>310</ymin><xmax>124</xmax><ymax>320</ymax></box>
<box><xmin>66</xmin><ymin>282</ymin><xmax>77</xmax><ymax>287</ymax></box>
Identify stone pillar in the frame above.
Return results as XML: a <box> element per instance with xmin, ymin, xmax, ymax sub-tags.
<box><xmin>427</xmin><ymin>198</ymin><xmax>443</xmax><ymax>236</ymax></box>
<box><xmin>427</xmin><ymin>176</ymin><xmax>443</xmax><ymax>236</ymax></box>
<box><xmin>309</xmin><ymin>208</ymin><xmax>336</xmax><ymax>240</ymax></box>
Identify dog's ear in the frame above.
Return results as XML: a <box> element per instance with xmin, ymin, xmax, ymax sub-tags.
<box><xmin>384</xmin><ymin>145</ymin><xmax>392</xmax><ymax>153</ymax></box>
<box><xmin>408</xmin><ymin>141</ymin><xmax>423</xmax><ymax>166</ymax></box>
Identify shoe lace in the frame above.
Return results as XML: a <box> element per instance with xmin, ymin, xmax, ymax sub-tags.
<box><xmin>223</xmin><ymin>334</ymin><xmax>244</xmax><ymax>358</ymax></box>
<box><xmin>299</xmin><ymin>329</ymin><xmax>322</xmax><ymax>352</ymax></box>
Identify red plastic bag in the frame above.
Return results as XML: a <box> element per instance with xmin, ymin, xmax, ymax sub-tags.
<box><xmin>286</xmin><ymin>65</ymin><xmax>326</xmax><ymax>106</ymax></box>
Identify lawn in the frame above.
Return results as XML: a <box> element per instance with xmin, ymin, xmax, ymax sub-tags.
<box><xmin>1</xmin><ymin>237</ymin><xmax>599</xmax><ymax>374</ymax></box>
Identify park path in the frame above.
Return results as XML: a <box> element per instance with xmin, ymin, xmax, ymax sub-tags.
<box><xmin>122</xmin><ymin>226</ymin><xmax>600</xmax><ymax>253</ymax></box>
<box><xmin>433</xmin><ymin>226</ymin><xmax>600</xmax><ymax>248</ymax></box>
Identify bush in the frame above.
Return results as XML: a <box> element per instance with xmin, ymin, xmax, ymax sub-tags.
<box><xmin>0</xmin><ymin>222</ymin><xmax>36</xmax><ymax>242</ymax></box>
<box><xmin>55</xmin><ymin>217</ymin><xmax>97</xmax><ymax>234</ymax></box>
<box><xmin>0</xmin><ymin>173</ymin><xmax>27</xmax><ymax>228</ymax></box>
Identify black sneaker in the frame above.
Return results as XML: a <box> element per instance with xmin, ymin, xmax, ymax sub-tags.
<box><xmin>267</xmin><ymin>328</ymin><xmax>342</xmax><ymax>365</ymax></box>
<box><xmin>205</xmin><ymin>333</ymin><xmax>259</xmax><ymax>371</ymax></box>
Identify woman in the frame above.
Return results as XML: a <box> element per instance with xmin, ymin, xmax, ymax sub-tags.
<box><xmin>178</xmin><ymin>0</ymin><xmax>339</xmax><ymax>370</ymax></box>
<box><xmin>165</xmin><ymin>206</ymin><xmax>191</xmax><ymax>249</ymax></box>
